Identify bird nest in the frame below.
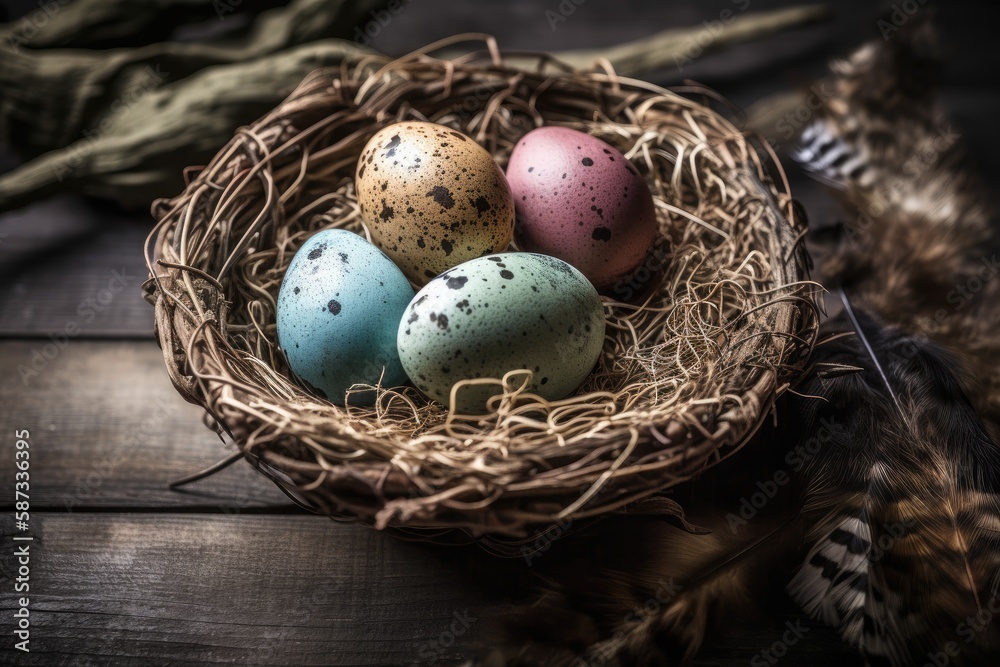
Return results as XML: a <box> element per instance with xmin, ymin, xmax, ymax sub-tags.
<box><xmin>144</xmin><ymin>38</ymin><xmax>818</xmax><ymax>550</ymax></box>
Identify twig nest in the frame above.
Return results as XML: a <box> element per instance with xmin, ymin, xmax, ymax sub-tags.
<box><xmin>145</xmin><ymin>38</ymin><xmax>818</xmax><ymax>548</ymax></box>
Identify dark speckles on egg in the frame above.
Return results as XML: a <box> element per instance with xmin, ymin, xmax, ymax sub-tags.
<box><xmin>356</xmin><ymin>122</ymin><xmax>515</xmax><ymax>285</ymax></box>
<box><xmin>379</xmin><ymin>200</ymin><xmax>394</xmax><ymax>221</ymax></box>
<box><xmin>504</xmin><ymin>126</ymin><xmax>658</xmax><ymax>288</ymax></box>
<box><xmin>471</xmin><ymin>196</ymin><xmax>491</xmax><ymax>216</ymax></box>
<box><xmin>446</xmin><ymin>276</ymin><xmax>468</xmax><ymax>290</ymax></box>
<box><xmin>278</xmin><ymin>229</ymin><xmax>413</xmax><ymax>405</ymax></box>
<box><xmin>500</xmin><ymin>270</ymin><xmax>514</xmax><ymax>279</ymax></box>
<box><xmin>307</xmin><ymin>247</ymin><xmax>323</xmax><ymax>260</ymax></box>
<box><xmin>427</xmin><ymin>185</ymin><xmax>454</xmax><ymax>208</ymax></box>
<box><xmin>384</xmin><ymin>134</ymin><xmax>401</xmax><ymax>157</ymax></box>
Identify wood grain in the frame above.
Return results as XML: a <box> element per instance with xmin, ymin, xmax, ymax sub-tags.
<box><xmin>0</xmin><ymin>340</ymin><xmax>290</xmax><ymax>510</ymax></box>
<box><xmin>0</xmin><ymin>1</ymin><xmax>997</xmax><ymax>664</ymax></box>
<box><xmin>0</xmin><ymin>514</ymin><xmax>514</xmax><ymax>666</ymax></box>
<box><xmin>0</xmin><ymin>513</ymin><xmax>862</xmax><ymax>666</ymax></box>
<box><xmin>0</xmin><ymin>196</ymin><xmax>153</xmax><ymax>338</ymax></box>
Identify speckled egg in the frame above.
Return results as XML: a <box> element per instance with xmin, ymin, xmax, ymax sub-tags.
<box><xmin>277</xmin><ymin>229</ymin><xmax>414</xmax><ymax>405</ymax></box>
<box><xmin>397</xmin><ymin>252</ymin><xmax>606</xmax><ymax>412</ymax></box>
<box><xmin>355</xmin><ymin>121</ymin><xmax>516</xmax><ymax>285</ymax></box>
<box><xmin>506</xmin><ymin>126</ymin><xmax>659</xmax><ymax>291</ymax></box>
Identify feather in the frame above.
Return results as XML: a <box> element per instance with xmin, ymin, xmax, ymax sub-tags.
<box><xmin>482</xmin><ymin>437</ymin><xmax>806</xmax><ymax>666</ymax></box>
<box><xmin>786</xmin><ymin>309</ymin><xmax>1000</xmax><ymax>666</ymax></box>
<box><xmin>792</xmin><ymin>16</ymin><xmax>1000</xmax><ymax>433</ymax></box>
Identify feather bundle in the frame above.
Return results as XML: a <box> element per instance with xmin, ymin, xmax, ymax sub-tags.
<box><xmin>793</xmin><ymin>15</ymin><xmax>1000</xmax><ymax>433</ymax></box>
<box><xmin>788</xmin><ymin>16</ymin><xmax>1000</xmax><ymax>665</ymax></box>
<box><xmin>482</xmin><ymin>504</ymin><xmax>803</xmax><ymax>666</ymax></box>
<box><xmin>786</xmin><ymin>307</ymin><xmax>1000</xmax><ymax>666</ymax></box>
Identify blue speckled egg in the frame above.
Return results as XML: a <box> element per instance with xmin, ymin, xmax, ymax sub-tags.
<box><xmin>397</xmin><ymin>252</ymin><xmax>606</xmax><ymax>412</ymax></box>
<box><xmin>277</xmin><ymin>229</ymin><xmax>414</xmax><ymax>405</ymax></box>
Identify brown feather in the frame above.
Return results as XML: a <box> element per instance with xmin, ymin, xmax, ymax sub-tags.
<box><xmin>795</xmin><ymin>15</ymin><xmax>1000</xmax><ymax>433</ymax></box>
<box><xmin>786</xmin><ymin>309</ymin><xmax>1000</xmax><ymax>666</ymax></box>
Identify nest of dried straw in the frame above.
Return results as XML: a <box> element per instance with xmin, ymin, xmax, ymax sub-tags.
<box><xmin>144</xmin><ymin>37</ymin><xmax>818</xmax><ymax>549</ymax></box>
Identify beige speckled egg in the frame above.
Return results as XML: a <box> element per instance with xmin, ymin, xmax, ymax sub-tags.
<box><xmin>355</xmin><ymin>121</ymin><xmax>515</xmax><ymax>285</ymax></box>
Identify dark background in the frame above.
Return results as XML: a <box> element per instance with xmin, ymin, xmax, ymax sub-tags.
<box><xmin>1</xmin><ymin>1</ymin><xmax>998</xmax><ymax>665</ymax></box>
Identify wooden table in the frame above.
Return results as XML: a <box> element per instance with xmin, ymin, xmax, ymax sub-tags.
<box><xmin>2</xmin><ymin>1</ymin><xmax>999</xmax><ymax>664</ymax></box>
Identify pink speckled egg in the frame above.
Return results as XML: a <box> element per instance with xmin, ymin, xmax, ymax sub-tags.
<box><xmin>506</xmin><ymin>127</ymin><xmax>659</xmax><ymax>291</ymax></box>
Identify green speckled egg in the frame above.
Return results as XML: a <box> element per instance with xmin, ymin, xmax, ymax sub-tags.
<box><xmin>355</xmin><ymin>121</ymin><xmax>515</xmax><ymax>285</ymax></box>
<box><xmin>397</xmin><ymin>252</ymin><xmax>606</xmax><ymax>412</ymax></box>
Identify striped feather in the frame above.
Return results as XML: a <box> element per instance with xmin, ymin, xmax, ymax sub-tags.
<box><xmin>787</xmin><ymin>310</ymin><xmax>1000</xmax><ymax>666</ymax></box>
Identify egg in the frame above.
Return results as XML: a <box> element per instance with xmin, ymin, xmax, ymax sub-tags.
<box><xmin>506</xmin><ymin>126</ymin><xmax>659</xmax><ymax>291</ymax></box>
<box><xmin>355</xmin><ymin>121</ymin><xmax>516</xmax><ymax>285</ymax></box>
<box><xmin>397</xmin><ymin>252</ymin><xmax>606</xmax><ymax>412</ymax></box>
<box><xmin>277</xmin><ymin>229</ymin><xmax>414</xmax><ymax>405</ymax></box>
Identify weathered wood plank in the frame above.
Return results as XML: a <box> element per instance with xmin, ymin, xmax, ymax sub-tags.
<box><xmin>0</xmin><ymin>514</ymin><xmax>513</xmax><ymax>666</ymax></box>
<box><xmin>0</xmin><ymin>513</ymin><xmax>858</xmax><ymax>666</ymax></box>
<box><xmin>0</xmin><ymin>339</ymin><xmax>290</xmax><ymax>510</ymax></box>
<box><xmin>0</xmin><ymin>196</ymin><xmax>153</xmax><ymax>338</ymax></box>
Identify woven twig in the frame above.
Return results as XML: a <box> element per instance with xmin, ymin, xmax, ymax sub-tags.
<box><xmin>144</xmin><ymin>36</ymin><xmax>819</xmax><ymax>546</ymax></box>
